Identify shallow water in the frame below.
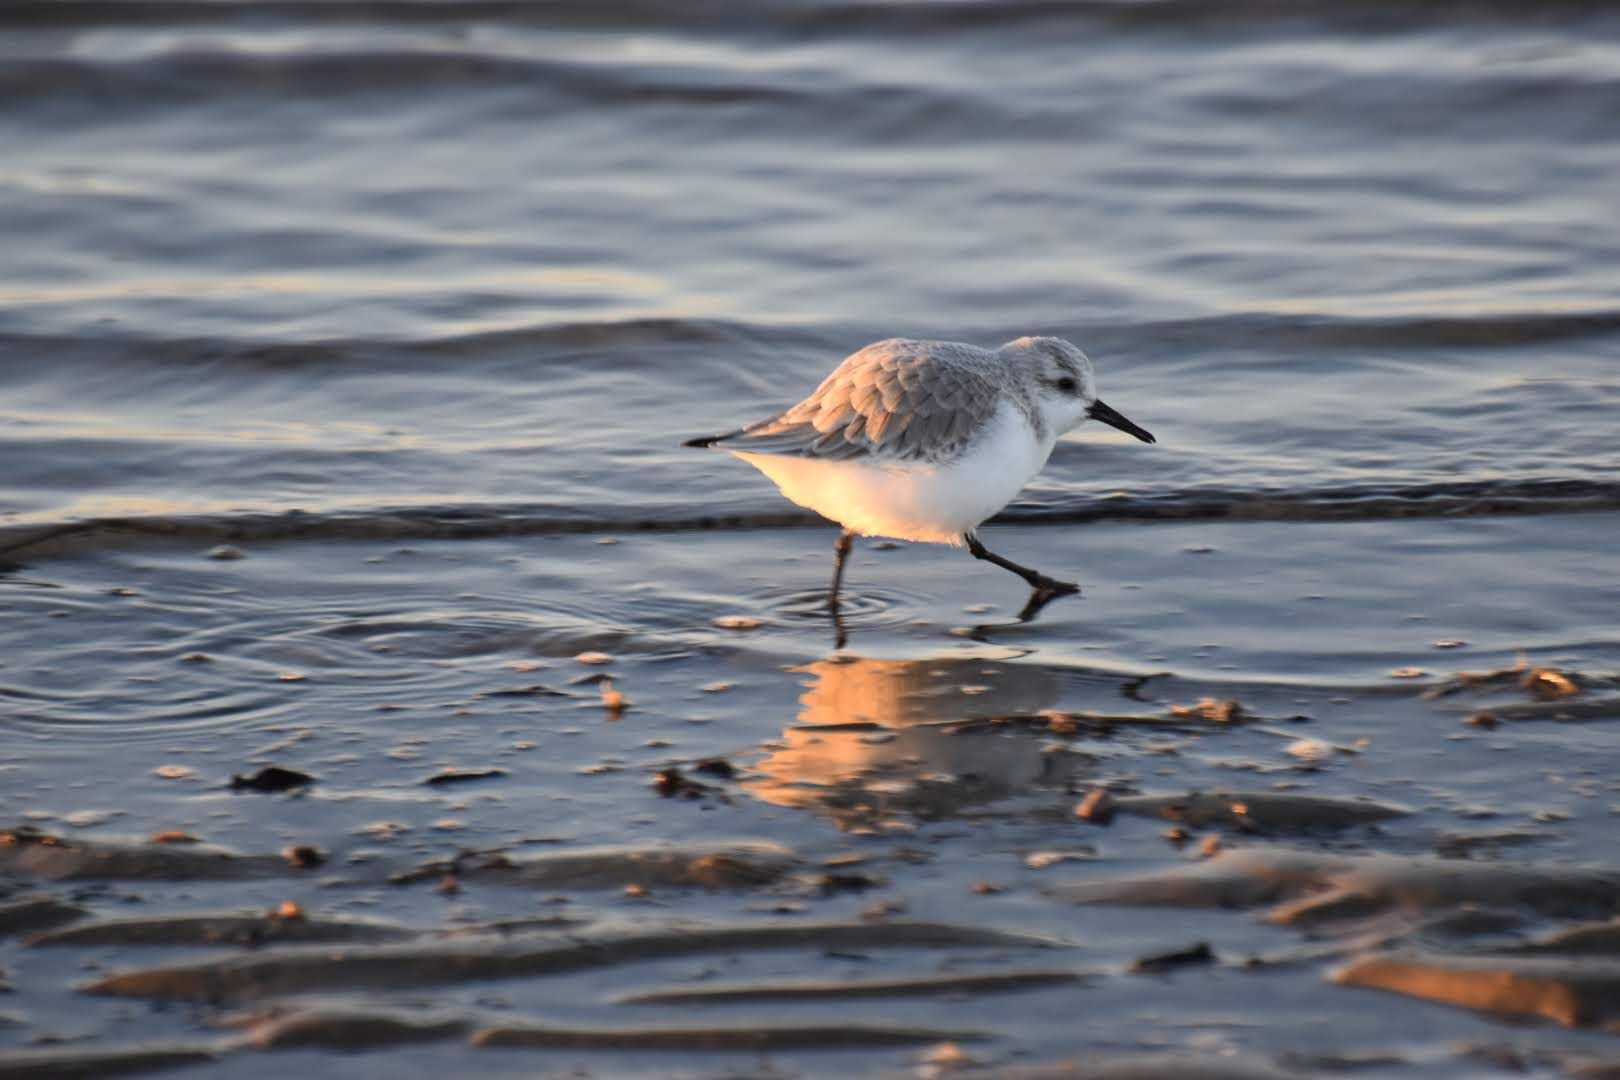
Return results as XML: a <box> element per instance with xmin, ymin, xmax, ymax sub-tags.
<box><xmin>3</xmin><ymin>2</ymin><xmax>1620</xmax><ymax>1077</ymax></box>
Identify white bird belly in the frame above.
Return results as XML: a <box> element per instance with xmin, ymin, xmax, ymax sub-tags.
<box><xmin>731</xmin><ymin>403</ymin><xmax>1049</xmax><ymax>545</ymax></box>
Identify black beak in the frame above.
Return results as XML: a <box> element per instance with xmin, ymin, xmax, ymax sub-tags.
<box><xmin>1088</xmin><ymin>399</ymin><xmax>1155</xmax><ymax>443</ymax></box>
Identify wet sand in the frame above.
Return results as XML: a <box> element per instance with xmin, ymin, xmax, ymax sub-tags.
<box><xmin>3</xmin><ymin>512</ymin><xmax>1619</xmax><ymax>1077</ymax></box>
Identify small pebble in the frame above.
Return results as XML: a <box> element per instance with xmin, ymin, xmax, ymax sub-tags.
<box><xmin>816</xmin><ymin>871</ymin><xmax>882</xmax><ymax>894</ymax></box>
<box><xmin>1523</xmin><ymin>668</ymin><xmax>1578</xmax><ymax>699</ymax></box>
<box><xmin>861</xmin><ymin>898</ymin><xmax>908</xmax><ymax>920</ymax></box>
<box><xmin>574</xmin><ymin>651</ymin><xmax>614</xmax><ymax>665</ymax></box>
<box><xmin>712</xmin><ymin>614</ymin><xmax>764</xmax><ymax>630</ymax></box>
<box><xmin>422</xmin><ymin>768</ymin><xmax>509</xmax><ymax>787</ymax></box>
<box><xmin>1170</xmin><ymin>698</ymin><xmax>1248</xmax><ymax>724</ymax></box>
<box><xmin>229</xmin><ymin>766</ymin><xmax>314</xmax><ymax>793</ymax></box>
<box><xmin>1024</xmin><ymin>849</ymin><xmax>1095</xmax><ymax>870</ymax></box>
<box><xmin>1131</xmin><ymin>941</ymin><xmax>1215</xmax><ymax>974</ymax></box>
<box><xmin>283</xmin><ymin>845</ymin><xmax>325</xmax><ymax>869</ymax></box>
<box><xmin>1075</xmin><ymin>789</ymin><xmax>1115</xmax><ymax>824</ymax></box>
<box><xmin>63</xmin><ymin>810</ymin><xmax>117</xmax><ymax>827</ymax></box>
<box><xmin>206</xmin><ymin>544</ymin><xmax>245</xmax><ymax>560</ymax></box>
<box><xmin>1285</xmin><ymin>738</ymin><xmax>1333</xmax><ymax>765</ymax></box>
<box><xmin>653</xmin><ymin>767</ymin><xmax>710</xmax><ymax>799</ymax></box>
<box><xmin>359</xmin><ymin>822</ymin><xmax>410</xmax><ymax>840</ymax></box>
<box><xmin>1044</xmin><ymin>712</ymin><xmax>1079</xmax><ymax>736</ymax></box>
<box><xmin>921</xmin><ymin>1041</ymin><xmax>977</xmax><ymax>1067</ymax></box>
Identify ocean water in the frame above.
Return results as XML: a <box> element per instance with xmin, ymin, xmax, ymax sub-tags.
<box><xmin>4</xmin><ymin>0</ymin><xmax>1619</xmax><ymax>544</ymax></box>
<box><xmin>2</xmin><ymin>3</ymin><xmax>1619</xmax><ymax>1077</ymax></box>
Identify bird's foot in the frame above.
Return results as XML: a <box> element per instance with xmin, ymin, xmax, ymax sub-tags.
<box><xmin>1027</xmin><ymin>575</ymin><xmax>1079</xmax><ymax>596</ymax></box>
<box><xmin>1017</xmin><ymin>580</ymin><xmax>1080</xmax><ymax>623</ymax></box>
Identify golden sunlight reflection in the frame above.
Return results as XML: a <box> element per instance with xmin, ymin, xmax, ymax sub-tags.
<box><xmin>13</xmin><ymin>495</ymin><xmax>222</xmax><ymax>520</ymax></box>
<box><xmin>1</xmin><ymin>408</ymin><xmax>403</xmax><ymax>448</ymax></box>
<box><xmin>743</xmin><ymin>655</ymin><xmax>1088</xmax><ymax>824</ymax></box>
<box><xmin>0</xmin><ymin>267</ymin><xmax>670</xmax><ymax>307</ymax></box>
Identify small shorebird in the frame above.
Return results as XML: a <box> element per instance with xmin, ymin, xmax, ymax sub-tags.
<box><xmin>685</xmin><ymin>336</ymin><xmax>1155</xmax><ymax>628</ymax></box>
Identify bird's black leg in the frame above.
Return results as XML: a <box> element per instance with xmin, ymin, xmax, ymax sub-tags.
<box><xmin>827</xmin><ymin>529</ymin><xmax>855</xmax><ymax>649</ymax></box>
<box><xmin>828</xmin><ymin>529</ymin><xmax>856</xmax><ymax>611</ymax></box>
<box><xmin>963</xmin><ymin>532</ymin><xmax>1079</xmax><ymax>597</ymax></box>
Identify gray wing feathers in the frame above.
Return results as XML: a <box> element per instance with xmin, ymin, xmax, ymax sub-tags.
<box><xmin>712</xmin><ymin>339</ymin><xmax>1000</xmax><ymax>463</ymax></box>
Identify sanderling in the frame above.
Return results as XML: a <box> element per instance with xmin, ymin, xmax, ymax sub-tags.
<box><xmin>685</xmin><ymin>335</ymin><xmax>1155</xmax><ymax>622</ymax></box>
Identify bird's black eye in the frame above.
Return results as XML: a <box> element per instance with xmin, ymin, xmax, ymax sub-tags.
<box><xmin>1055</xmin><ymin>376</ymin><xmax>1078</xmax><ymax>394</ymax></box>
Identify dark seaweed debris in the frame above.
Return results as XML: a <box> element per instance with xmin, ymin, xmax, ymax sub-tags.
<box><xmin>229</xmin><ymin>766</ymin><xmax>314</xmax><ymax>793</ymax></box>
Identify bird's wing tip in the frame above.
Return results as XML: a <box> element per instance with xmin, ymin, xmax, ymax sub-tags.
<box><xmin>681</xmin><ymin>431</ymin><xmax>740</xmax><ymax>449</ymax></box>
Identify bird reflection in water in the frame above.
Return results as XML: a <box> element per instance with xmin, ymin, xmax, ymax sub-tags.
<box><xmin>743</xmin><ymin>655</ymin><xmax>1090</xmax><ymax>827</ymax></box>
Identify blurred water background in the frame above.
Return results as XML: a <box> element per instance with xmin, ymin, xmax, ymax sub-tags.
<box><xmin>3</xmin><ymin>0</ymin><xmax>1618</xmax><ymax>541</ymax></box>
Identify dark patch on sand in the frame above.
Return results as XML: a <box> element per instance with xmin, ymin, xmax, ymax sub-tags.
<box><xmin>85</xmin><ymin>919</ymin><xmax>1063</xmax><ymax>1002</ymax></box>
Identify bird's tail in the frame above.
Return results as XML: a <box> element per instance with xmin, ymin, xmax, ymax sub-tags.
<box><xmin>681</xmin><ymin>430</ymin><xmax>743</xmax><ymax>449</ymax></box>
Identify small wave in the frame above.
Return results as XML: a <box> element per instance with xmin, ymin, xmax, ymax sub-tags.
<box><xmin>0</xmin><ymin>50</ymin><xmax>794</xmax><ymax>107</ymax></box>
<box><xmin>3</xmin><ymin>478</ymin><xmax>1618</xmax><ymax>563</ymax></box>
<box><xmin>753</xmin><ymin>582</ymin><xmax>929</xmax><ymax>637</ymax></box>
<box><xmin>0</xmin><ymin>317</ymin><xmax>826</xmax><ymax>373</ymax></box>
<box><xmin>7</xmin><ymin>303</ymin><xmax>1619</xmax><ymax>368</ymax></box>
<box><xmin>6</xmin><ymin>0</ymin><xmax>1611</xmax><ymax>34</ymax></box>
<box><xmin>1087</xmin><ymin>309</ymin><xmax>1620</xmax><ymax>353</ymax></box>
<box><xmin>1000</xmin><ymin>478</ymin><xmax>1620</xmax><ymax>525</ymax></box>
<box><xmin>0</xmin><ymin>47</ymin><xmax>1013</xmax><ymax>145</ymax></box>
<box><xmin>0</xmin><ymin>506</ymin><xmax>818</xmax><ymax>563</ymax></box>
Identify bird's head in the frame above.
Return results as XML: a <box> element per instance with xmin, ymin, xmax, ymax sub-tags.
<box><xmin>1000</xmin><ymin>336</ymin><xmax>1155</xmax><ymax>444</ymax></box>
